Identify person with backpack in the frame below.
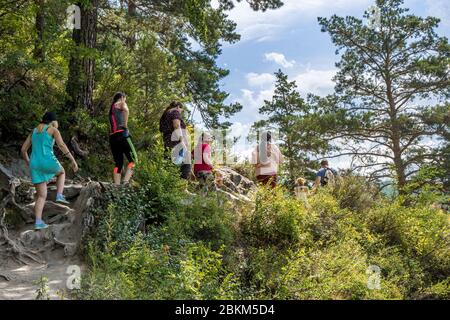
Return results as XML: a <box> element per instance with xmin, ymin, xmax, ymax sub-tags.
<box><xmin>20</xmin><ymin>112</ymin><xmax>79</xmax><ymax>230</ymax></box>
<box><xmin>313</xmin><ymin>160</ymin><xmax>337</xmax><ymax>191</ymax></box>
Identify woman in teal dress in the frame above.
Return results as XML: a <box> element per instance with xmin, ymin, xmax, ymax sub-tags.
<box><xmin>21</xmin><ymin>112</ymin><xmax>79</xmax><ymax>230</ymax></box>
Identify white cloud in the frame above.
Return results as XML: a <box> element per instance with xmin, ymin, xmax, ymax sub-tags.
<box><xmin>293</xmin><ymin>68</ymin><xmax>336</xmax><ymax>96</ymax></box>
<box><xmin>246</xmin><ymin>72</ymin><xmax>276</xmax><ymax>88</ymax></box>
<box><xmin>228</xmin><ymin>122</ymin><xmax>256</xmax><ymax>162</ymax></box>
<box><xmin>232</xmin><ymin>68</ymin><xmax>336</xmax><ymax>125</ymax></box>
<box><xmin>237</xmin><ymin>88</ymin><xmax>275</xmax><ymax>111</ymax></box>
<box><xmin>264</xmin><ymin>52</ymin><xmax>295</xmax><ymax>68</ymax></box>
<box><xmin>226</xmin><ymin>0</ymin><xmax>372</xmax><ymax>43</ymax></box>
<box><xmin>211</xmin><ymin>0</ymin><xmax>220</xmax><ymax>10</ymax></box>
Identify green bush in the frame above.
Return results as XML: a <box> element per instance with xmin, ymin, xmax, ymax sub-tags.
<box><xmin>331</xmin><ymin>175</ymin><xmax>379</xmax><ymax>213</ymax></box>
<box><xmin>80</xmin><ymin>173</ymin><xmax>450</xmax><ymax>300</ymax></box>
<box><xmin>365</xmin><ymin>200</ymin><xmax>450</xmax><ymax>286</ymax></box>
<box><xmin>78</xmin><ymin>238</ymin><xmax>239</xmax><ymax>300</ymax></box>
<box><xmin>242</xmin><ymin>186</ymin><xmax>313</xmax><ymax>248</ymax></box>
<box><xmin>164</xmin><ymin>195</ymin><xmax>235</xmax><ymax>251</ymax></box>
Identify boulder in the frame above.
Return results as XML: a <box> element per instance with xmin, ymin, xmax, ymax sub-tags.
<box><xmin>215</xmin><ymin>167</ymin><xmax>255</xmax><ymax>196</ymax></box>
<box><xmin>47</xmin><ymin>183</ymin><xmax>83</xmax><ymax>201</ymax></box>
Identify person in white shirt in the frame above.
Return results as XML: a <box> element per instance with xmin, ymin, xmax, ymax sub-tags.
<box><xmin>251</xmin><ymin>132</ymin><xmax>284</xmax><ymax>188</ymax></box>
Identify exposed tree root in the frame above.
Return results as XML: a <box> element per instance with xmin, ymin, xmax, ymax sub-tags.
<box><xmin>0</xmin><ymin>169</ymin><xmax>45</xmax><ymax>265</ymax></box>
<box><xmin>0</xmin><ymin>273</ymin><xmax>11</xmax><ymax>281</ymax></box>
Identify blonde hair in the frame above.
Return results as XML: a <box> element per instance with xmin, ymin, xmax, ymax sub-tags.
<box><xmin>296</xmin><ymin>177</ymin><xmax>306</xmax><ymax>186</ymax></box>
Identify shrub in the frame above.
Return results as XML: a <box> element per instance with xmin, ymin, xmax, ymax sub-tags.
<box><xmin>242</xmin><ymin>186</ymin><xmax>313</xmax><ymax>248</ymax></box>
<box><xmin>78</xmin><ymin>239</ymin><xmax>239</xmax><ymax>300</ymax></box>
<box><xmin>331</xmin><ymin>174</ymin><xmax>379</xmax><ymax>213</ymax></box>
<box><xmin>80</xmin><ymin>173</ymin><xmax>450</xmax><ymax>300</ymax></box>
<box><xmin>164</xmin><ymin>194</ymin><xmax>235</xmax><ymax>251</ymax></box>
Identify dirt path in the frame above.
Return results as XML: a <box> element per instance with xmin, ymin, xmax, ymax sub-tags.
<box><xmin>0</xmin><ymin>258</ymin><xmax>84</xmax><ymax>300</ymax></box>
<box><xmin>1</xmin><ymin>163</ymin><xmax>101</xmax><ymax>300</ymax></box>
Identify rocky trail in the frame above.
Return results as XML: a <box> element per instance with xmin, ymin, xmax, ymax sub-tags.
<box><xmin>0</xmin><ymin>163</ymin><xmax>101</xmax><ymax>300</ymax></box>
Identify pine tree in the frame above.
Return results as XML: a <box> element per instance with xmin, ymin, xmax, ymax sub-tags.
<box><xmin>318</xmin><ymin>0</ymin><xmax>450</xmax><ymax>191</ymax></box>
<box><xmin>253</xmin><ymin>70</ymin><xmax>332</xmax><ymax>185</ymax></box>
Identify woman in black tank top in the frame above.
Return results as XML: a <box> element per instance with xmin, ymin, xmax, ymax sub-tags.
<box><xmin>109</xmin><ymin>92</ymin><xmax>138</xmax><ymax>185</ymax></box>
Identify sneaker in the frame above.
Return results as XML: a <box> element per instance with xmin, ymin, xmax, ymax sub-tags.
<box><xmin>35</xmin><ymin>222</ymin><xmax>49</xmax><ymax>230</ymax></box>
<box><xmin>55</xmin><ymin>194</ymin><xmax>70</xmax><ymax>205</ymax></box>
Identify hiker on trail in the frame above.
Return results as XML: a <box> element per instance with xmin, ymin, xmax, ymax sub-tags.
<box><xmin>251</xmin><ymin>131</ymin><xmax>284</xmax><ymax>188</ymax></box>
<box><xmin>295</xmin><ymin>177</ymin><xmax>310</xmax><ymax>207</ymax></box>
<box><xmin>109</xmin><ymin>92</ymin><xmax>138</xmax><ymax>186</ymax></box>
<box><xmin>159</xmin><ymin>101</ymin><xmax>191</xmax><ymax>180</ymax></box>
<box><xmin>192</xmin><ymin>132</ymin><xmax>215</xmax><ymax>193</ymax></box>
<box><xmin>20</xmin><ymin>112</ymin><xmax>79</xmax><ymax>230</ymax></box>
<box><xmin>312</xmin><ymin>160</ymin><xmax>337</xmax><ymax>191</ymax></box>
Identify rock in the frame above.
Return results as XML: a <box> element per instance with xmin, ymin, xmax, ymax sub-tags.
<box><xmin>47</xmin><ymin>184</ymin><xmax>83</xmax><ymax>201</ymax></box>
<box><xmin>20</xmin><ymin>228</ymin><xmax>52</xmax><ymax>247</ymax></box>
<box><xmin>54</xmin><ymin>238</ymin><xmax>78</xmax><ymax>257</ymax></box>
<box><xmin>50</xmin><ymin>223</ymin><xmax>72</xmax><ymax>239</ymax></box>
<box><xmin>25</xmin><ymin>201</ymin><xmax>73</xmax><ymax>222</ymax></box>
<box><xmin>0</xmin><ymin>163</ymin><xmax>14</xmax><ymax>192</ymax></box>
<box><xmin>217</xmin><ymin>189</ymin><xmax>252</xmax><ymax>203</ymax></box>
<box><xmin>19</xmin><ymin>230</ymin><xmax>38</xmax><ymax>246</ymax></box>
<box><xmin>8</xmin><ymin>158</ymin><xmax>30</xmax><ymax>179</ymax></box>
<box><xmin>215</xmin><ymin>167</ymin><xmax>255</xmax><ymax>196</ymax></box>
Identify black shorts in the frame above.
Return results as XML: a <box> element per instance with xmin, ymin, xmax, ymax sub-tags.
<box><xmin>110</xmin><ymin>132</ymin><xmax>138</xmax><ymax>173</ymax></box>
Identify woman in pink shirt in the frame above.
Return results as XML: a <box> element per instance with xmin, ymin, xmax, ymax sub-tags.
<box><xmin>192</xmin><ymin>132</ymin><xmax>215</xmax><ymax>192</ymax></box>
<box><xmin>252</xmin><ymin>132</ymin><xmax>284</xmax><ymax>188</ymax></box>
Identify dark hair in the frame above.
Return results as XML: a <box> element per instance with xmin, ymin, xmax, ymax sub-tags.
<box><xmin>159</xmin><ymin>101</ymin><xmax>184</xmax><ymax>133</ymax></box>
<box><xmin>112</xmin><ymin>92</ymin><xmax>126</xmax><ymax>104</ymax></box>
<box><xmin>41</xmin><ymin>111</ymin><xmax>57</xmax><ymax>124</ymax></box>
<box><xmin>170</xmin><ymin>101</ymin><xmax>183</xmax><ymax>109</ymax></box>
<box><xmin>162</xmin><ymin>101</ymin><xmax>183</xmax><ymax>115</ymax></box>
<box><xmin>320</xmin><ymin>160</ymin><xmax>329</xmax><ymax>166</ymax></box>
<box><xmin>163</xmin><ymin>101</ymin><xmax>183</xmax><ymax>113</ymax></box>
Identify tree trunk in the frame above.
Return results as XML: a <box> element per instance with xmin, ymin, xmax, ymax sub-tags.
<box><xmin>386</xmin><ymin>75</ymin><xmax>407</xmax><ymax>191</ymax></box>
<box><xmin>33</xmin><ymin>0</ymin><xmax>45</xmax><ymax>61</ymax></box>
<box><xmin>126</xmin><ymin>0</ymin><xmax>137</xmax><ymax>48</ymax></box>
<box><xmin>65</xmin><ymin>0</ymin><xmax>98</xmax><ymax>114</ymax></box>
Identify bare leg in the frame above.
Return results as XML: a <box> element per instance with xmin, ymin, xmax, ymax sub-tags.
<box><xmin>34</xmin><ymin>182</ymin><xmax>47</xmax><ymax>221</ymax></box>
<box><xmin>123</xmin><ymin>166</ymin><xmax>134</xmax><ymax>183</ymax></box>
<box><xmin>113</xmin><ymin>172</ymin><xmax>121</xmax><ymax>185</ymax></box>
<box><xmin>56</xmin><ymin>169</ymin><xmax>65</xmax><ymax>195</ymax></box>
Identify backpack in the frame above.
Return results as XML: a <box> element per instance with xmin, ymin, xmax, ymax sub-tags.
<box><xmin>321</xmin><ymin>168</ymin><xmax>335</xmax><ymax>186</ymax></box>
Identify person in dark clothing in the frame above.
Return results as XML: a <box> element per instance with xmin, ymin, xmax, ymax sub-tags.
<box><xmin>159</xmin><ymin>101</ymin><xmax>191</xmax><ymax>179</ymax></box>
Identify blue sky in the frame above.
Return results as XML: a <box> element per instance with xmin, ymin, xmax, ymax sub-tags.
<box><xmin>194</xmin><ymin>0</ymin><xmax>450</xmax><ymax>167</ymax></box>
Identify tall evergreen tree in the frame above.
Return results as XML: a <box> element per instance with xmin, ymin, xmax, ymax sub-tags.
<box><xmin>253</xmin><ymin>70</ymin><xmax>332</xmax><ymax>185</ymax></box>
<box><xmin>318</xmin><ymin>0</ymin><xmax>450</xmax><ymax>191</ymax></box>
